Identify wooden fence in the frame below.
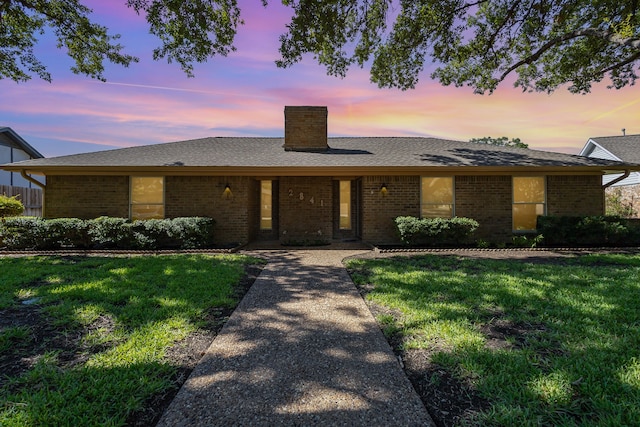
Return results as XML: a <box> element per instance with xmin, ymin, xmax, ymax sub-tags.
<box><xmin>0</xmin><ymin>185</ymin><xmax>43</xmax><ymax>217</ymax></box>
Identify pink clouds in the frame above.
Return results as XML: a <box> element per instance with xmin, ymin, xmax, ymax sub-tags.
<box><xmin>1</xmin><ymin>1</ymin><xmax>638</xmax><ymax>158</ymax></box>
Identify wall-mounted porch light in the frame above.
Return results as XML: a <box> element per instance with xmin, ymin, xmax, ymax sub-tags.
<box><xmin>380</xmin><ymin>183</ymin><xmax>388</xmax><ymax>196</ymax></box>
<box><xmin>222</xmin><ymin>184</ymin><xmax>233</xmax><ymax>199</ymax></box>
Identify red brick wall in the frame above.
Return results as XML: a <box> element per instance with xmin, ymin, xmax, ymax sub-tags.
<box><xmin>278</xmin><ymin>176</ymin><xmax>333</xmax><ymax>243</ymax></box>
<box><xmin>45</xmin><ymin>175</ymin><xmax>129</xmax><ymax>218</ymax></box>
<box><xmin>455</xmin><ymin>175</ymin><xmax>512</xmax><ymax>241</ymax></box>
<box><xmin>547</xmin><ymin>175</ymin><xmax>604</xmax><ymax>216</ymax></box>
<box><xmin>361</xmin><ymin>176</ymin><xmax>420</xmax><ymax>244</ymax></box>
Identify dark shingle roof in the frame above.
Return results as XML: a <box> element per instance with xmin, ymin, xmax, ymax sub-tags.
<box><xmin>2</xmin><ymin>137</ymin><xmax>633</xmax><ymax>174</ymax></box>
<box><xmin>588</xmin><ymin>134</ymin><xmax>640</xmax><ymax>163</ymax></box>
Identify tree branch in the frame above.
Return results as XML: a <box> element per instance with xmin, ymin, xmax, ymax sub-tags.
<box><xmin>599</xmin><ymin>50</ymin><xmax>640</xmax><ymax>74</ymax></box>
<box><xmin>485</xmin><ymin>0</ymin><xmax>521</xmax><ymax>53</ymax></box>
<box><xmin>456</xmin><ymin>0</ymin><xmax>489</xmax><ymax>14</ymax></box>
<box><xmin>499</xmin><ymin>27</ymin><xmax>640</xmax><ymax>83</ymax></box>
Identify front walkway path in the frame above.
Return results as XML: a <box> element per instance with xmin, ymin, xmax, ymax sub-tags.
<box><xmin>157</xmin><ymin>249</ymin><xmax>434</xmax><ymax>426</ymax></box>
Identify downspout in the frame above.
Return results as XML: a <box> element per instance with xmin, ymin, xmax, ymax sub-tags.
<box><xmin>19</xmin><ymin>170</ymin><xmax>46</xmax><ymax>217</ymax></box>
<box><xmin>601</xmin><ymin>170</ymin><xmax>630</xmax><ymax>215</ymax></box>
<box><xmin>603</xmin><ymin>170</ymin><xmax>631</xmax><ymax>189</ymax></box>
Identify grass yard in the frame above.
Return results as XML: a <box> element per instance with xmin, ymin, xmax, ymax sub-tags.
<box><xmin>0</xmin><ymin>254</ymin><xmax>263</xmax><ymax>427</ymax></box>
<box><xmin>347</xmin><ymin>253</ymin><xmax>640</xmax><ymax>426</ymax></box>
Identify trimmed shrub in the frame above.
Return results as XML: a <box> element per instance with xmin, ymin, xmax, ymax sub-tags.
<box><xmin>0</xmin><ymin>217</ymin><xmax>46</xmax><ymax>249</ymax></box>
<box><xmin>537</xmin><ymin>215</ymin><xmax>640</xmax><ymax>247</ymax></box>
<box><xmin>0</xmin><ymin>216</ymin><xmax>216</xmax><ymax>250</ymax></box>
<box><xmin>169</xmin><ymin>217</ymin><xmax>215</xmax><ymax>248</ymax></box>
<box><xmin>0</xmin><ymin>195</ymin><xmax>24</xmax><ymax>217</ymax></box>
<box><xmin>88</xmin><ymin>217</ymin><xmax>133</xmax><ymax>248</ymax></box>
<box><xmin>395</xmin><ymin>216</ymin><xmax>479</xmax><ymax>246</ymax></box>
<box><xmin>46</xmin><ymin>218</ymin><xmax>92</xmax><ymax>249</ymax></box>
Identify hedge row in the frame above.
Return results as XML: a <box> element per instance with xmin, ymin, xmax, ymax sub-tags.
<box><xmin>0</xmin><ymin>217</ymin><xmax>216</xmax><ymax>250</ymax></box>
<box><xmin>537</xmin><ymin>215</ymin><xmax>640</xmax><ymax>247</ymax></box>
<box><xmin>395</xmin><ymin>216</ymin><xmax>479</xmax><ymax>246</ymax></box>
<box><xmin>395</xmin><ymin>215</ymin><xmax>640</xmax><ymax>248</ymax></box>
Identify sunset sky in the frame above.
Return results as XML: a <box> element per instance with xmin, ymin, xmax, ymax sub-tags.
<box><xmin>2</xmin><ymin>0</ymin><xmax>639</xmax><ymax>158</ymax></box>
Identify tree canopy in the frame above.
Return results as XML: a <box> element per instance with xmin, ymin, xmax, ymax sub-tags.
<box><xmin>469</xmin><ymin>136</ymin><xmax>528</xmax><ymax>148</ymax></box>
<box><xmin>1</xmin><ymin>0</ymin><xmax>639</xmax><ymax>94</ymax></box>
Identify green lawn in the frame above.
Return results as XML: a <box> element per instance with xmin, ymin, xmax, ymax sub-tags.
<box><xmin>347</xmin><ymin>253</ymin><xmax>640</xmax><ymax>426</ymax></box>
<box><xmin>0</xmin><ymin>254</ymin><xmax>263</xmax><ymax>427</ymax></box>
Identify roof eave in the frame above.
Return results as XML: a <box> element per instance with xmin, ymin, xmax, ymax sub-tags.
<box><xmin>2</xmin><ymin>164</ymin><xmax>632</xmax><ymax>177</ymax></box>
<box><xmin>0</xmin><ymin>128</ymin><xmax>44</xmax><ymax>159</ymax></box>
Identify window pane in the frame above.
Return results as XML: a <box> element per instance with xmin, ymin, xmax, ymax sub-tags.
<box><xmin>513</xmin><ymin>177</ymin><xmax>545</xmax><ymax>203</ymax></box>
<box><xmin>131</xmin><ymin>204</ymin><xmax>164</xmax><ymax>220</ymax></box>
<box><xmin>131</xmin><ymin>177</ymin><xmax>163</xmax><ymax>204</ymax></box>
<box><xmin>260</xmin><ymin>180</ymin><xmax>272</xmax><ymax>230</ymax></box>
<box><xmin>422</xmin><ymin>177</ymin><xmax>453</xmax><ymax>205</ymax></box>
<box><xmin>340</xmin><ymin>180</ymin><xmax>351</xmax><ymax>230</ymax></box>
<box><xmin>513</xmin><ymin>203</ymin><xmax>544</xmax><ymax>231</ymax></box>
<box><xmin>421</xmin><ymin>204</ymin><xmax>453</xmax><ymax>218</ymax></box>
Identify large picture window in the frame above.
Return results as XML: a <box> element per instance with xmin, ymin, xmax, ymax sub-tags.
<box><xmin>130</xmin><ymin>177</ymin><xmax>164</xmax><ymax>220</ymax></box>
<box><xmin>421</xmin><ymin>177</ymin><xmax>454</xmax><ymax>218</ymax></box>
<box><xmin>260</xmin><ymin>180</ymin><xmax>272</xmax><ymax>230</ymax></box>
<box><xmin>513</xmin><ymin>176</ymin><xmax>545</xmax><ymax>231</ymax></box>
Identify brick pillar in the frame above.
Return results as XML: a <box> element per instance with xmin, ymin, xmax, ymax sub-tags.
<box><xmin>283</xmin><ymin>106</ymin><xmax>328</xmax><ymax>152</ymax></box>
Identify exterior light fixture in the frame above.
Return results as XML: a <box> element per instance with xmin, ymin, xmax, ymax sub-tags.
<box><xmin>380</xmin><ymin>183</ymin><xmax>388</xmax><ymax>196</ymax></box>
<box><xmin>222</xmin><ymin>184</ymin><xmax>232</xmax><ymax>199</ymax></box>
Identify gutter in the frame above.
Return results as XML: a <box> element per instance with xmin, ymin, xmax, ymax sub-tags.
<box><xmin>20</xmin><ymin>170</ymin><xmax>46</xmax><ymax>190</ymax></box>
<box><xmin>602</xmin><ymin>169</ymin><xmax>631</xmax><ymax>189</ymax></box>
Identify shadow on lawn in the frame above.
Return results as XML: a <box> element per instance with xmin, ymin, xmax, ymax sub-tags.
<box><xmin>357</xmin><ymin>254</ymin><xmax>640</xmax><ymax>426</ymax></box>
<box><xmin>0</xmin><ymin>255</ymin><xmax>255</xmax><ymax>426</ymax></box>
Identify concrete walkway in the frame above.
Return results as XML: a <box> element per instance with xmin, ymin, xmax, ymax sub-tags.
<box><xmin>157</xmin><ymin>249</ymin><xmax>434</xmax><ymax>426</ymax></box>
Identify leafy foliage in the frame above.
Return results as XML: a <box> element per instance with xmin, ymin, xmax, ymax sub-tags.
<box><xmin>0</xmin><ymin>194</ymin><xmax>24</xmax><ymax>217</ymax></box>
<box><xmin>0</xmin><ymin>0</ymin><xmax>137</xmax><ymax>82</ymax></box>
<box><xmin>537</xmin><ymin>215</ymin><xmax>640</xmax><ymax>246</ymax></box>
<box><xmin>0</xmin><ymin>216</ymin><xmax>216</xmax><ymax>250</ymax></box>
<box><xmin>395</xmin><ymin>216</ymin><xmax>479</xmax><ymax>246</ymax></box>
<box><xmin>469</xmin><ymin>136</ymin><xmax>528</xmax><ymax>148</ymax></box>
<box><xmin>2</xmin><ymin>1</ymin><xmax>639</xmax><ymax>93</ymax></box>
<box><xmin>605</xmin><ymin>188</ymin><xmax>636</xmax><ymax>217</ymax></box>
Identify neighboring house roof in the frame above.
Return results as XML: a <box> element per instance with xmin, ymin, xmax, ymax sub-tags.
<box><xmin>0</xmin><ymin>127</ymin><xmax>44</xmax><ymax>159</ymax></box>
<box><xmin>579</xmin><ymin>134</ymin><xmax>640</xmax><ymax>186</ymax></box>
<box><xmin>2</xmin><ymin>136</ymin><xmax>635</xmax><ymax>176</ymax></box>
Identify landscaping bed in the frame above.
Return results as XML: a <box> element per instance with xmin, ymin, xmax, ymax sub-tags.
<box><xmin>347</xmin><ymin>250</ymin><xmax>640</xmax><ymax>426</ymax></box>
<box><xmin>0</xmin><ymin>254</ymin><xmax>263</xmax><ymax>426</ymax></box>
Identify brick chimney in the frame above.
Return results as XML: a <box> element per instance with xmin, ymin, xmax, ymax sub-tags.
<box><xmin>284</xmin><ymin>106</ymin><xmax>328</xmax><ymax>152</ymax></box>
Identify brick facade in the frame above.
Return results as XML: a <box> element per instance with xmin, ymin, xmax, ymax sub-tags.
<box><xmin>165</xmin><ymin>176</ymin><xmax>254</xmax><ymax>245</ymax></box>
<box><xmin>547</xmin><ymin>175</ymin><xmax>604</xmax><ymax>216</ymax></box>
<box><xmin>361</xmin><ymin>176</ymin><xmax>420</xmax><ymax>244</ymax></box>
<box><xmin>46</xmin><ymin>175</ymin><xmax>255</xmax><ymax>246</ymax></box>
<box><xmin>455</xmin><ymin>176</ymin><xmax>513</xmax><ymax>241</ymax></box>
<box><xmin>278</xmin><ymin>176</ymin><xmax>333</xmax><ymax>243</ymax></box>
<box><xmin>43</xmin><ymin>173</ymin><xmax>606</xmax><ymax>246</ymax></box>
<box><xmin>45</xmin><ymin>175</ymin><xmax>129</xmax><ymax>218</ymax></box>
<box><xmin>284</xmin><ymin>106</ymin><xmax>328</xmax><ymax>152</ymax></box>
